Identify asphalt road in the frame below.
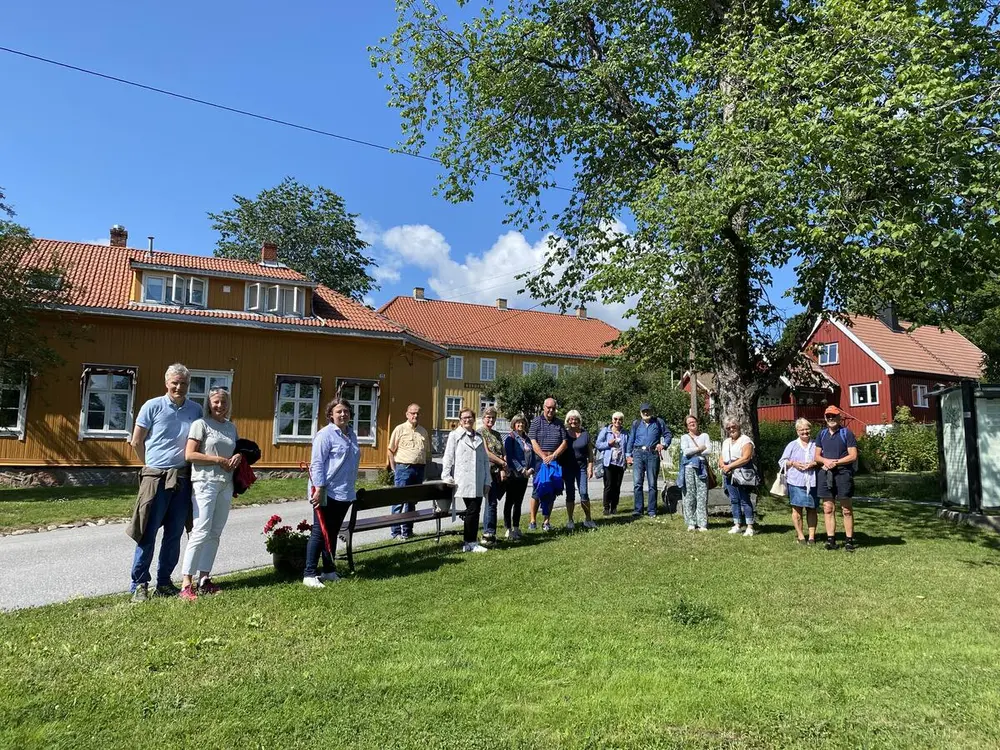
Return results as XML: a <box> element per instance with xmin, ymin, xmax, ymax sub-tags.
<box><xmin>0</xmin><ymin>477</ymin><xmax>622</xmax><ymax>611</ymax></box>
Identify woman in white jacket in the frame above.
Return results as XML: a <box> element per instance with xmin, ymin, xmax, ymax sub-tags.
<box><xmin>442</xmin><ymin>408</ymin><xmax>491</xmax><ymax>553</ymax></box>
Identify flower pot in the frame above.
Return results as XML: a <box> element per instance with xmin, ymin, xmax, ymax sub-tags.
<box><xmin>272</xmin><ymin>551</ymin><xmax>306</xmax><ymax>579</ymax></box>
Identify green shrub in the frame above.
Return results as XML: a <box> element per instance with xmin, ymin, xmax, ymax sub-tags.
<box><xmin>756</xmin><ymin>421</ymin><xmax>794</xmax><ymax>481</ymax></box>
<box><xmin>879</xmin><ymin>408</ymin><xmax>939</xmax><ymax>472</ymax></box>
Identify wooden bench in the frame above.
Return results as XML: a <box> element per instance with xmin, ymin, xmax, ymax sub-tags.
<box><xmin>338</xmin><ymin>481</ymin><xmax>463</xmax><ymax>572</ymax></box>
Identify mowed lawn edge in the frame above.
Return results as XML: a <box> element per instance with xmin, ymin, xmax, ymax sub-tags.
<box><xmin>2</xmin><ymin>499</ymin><xmax>999</xmax><ymax>749</ymax></box>
<box><xmin>0</xmin><ymin>479</ymin><xmax>368</xmax><ymax>533</ymax></box>
<box><xmin>0</xmin><ymin>473</ymin><xmax>941</xmax><ymax>534</ymax></box>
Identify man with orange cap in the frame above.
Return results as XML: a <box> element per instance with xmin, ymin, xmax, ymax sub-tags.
<box><xmin>814</xmin><ymin>406</ymin><xmax>859</xmax><ymax>551</ymax></box>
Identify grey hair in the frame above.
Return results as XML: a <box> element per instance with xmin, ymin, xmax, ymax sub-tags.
<box><xmin>565</xmin><ymin>409</ymin><xmax>582</xmax><ymax>424</ymax></box>
<box><xmin>794</xmin><ymin>418</ymin><xmax>812</xmax><ymax>431</ymax></box>
<box><xmin>510</xmin><ymin>413</ymin><xmax>528</xmax><ymax>430</ymax></box>
<box><xmin>482</xmin><ymin>405</ymin><xmax>498</xmax><ymax>419</ymax></box>
<box><xmin>723</xmin><ymin>415</ymin><xmax>742</xmax><ymax>429</ymax></box>
<box><xmin>611</xmin><ymin>411</ymin><xmax>625</xmax><ymax>421</ymax></box>
<box><xmin>207</xmin><ymin>387</ymin><xmax>232</xmax><ymax>420</ymax></box>
<box><xmin>164</xmin><ymin>363</ymin><xmax>190</xmax><ymax>381</ymax></box>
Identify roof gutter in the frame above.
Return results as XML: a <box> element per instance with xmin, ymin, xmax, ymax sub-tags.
<box><xmin>45</xmin><ymin>305</ymin><xmax>450</xmax><ymax>356</ymax></box>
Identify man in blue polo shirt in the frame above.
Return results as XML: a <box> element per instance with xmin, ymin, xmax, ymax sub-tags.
<box><xmin>627</xmin><ymin>402</ymin><xmax>673</xmax><ymax>517</ymax></box>
<box><xmin>815</xmin><ymin>405</ymin><xmax>858</xmax><ymax>552</ymax></box>
<box><xmin>528</xmin><ymin>397</ymin><xmax>569</xmax><ymax>532</ymax></box>
<box><xmin>127</xmin><ymin>363</ymin><xmax>203</xmax><ymax>602</ymax></box>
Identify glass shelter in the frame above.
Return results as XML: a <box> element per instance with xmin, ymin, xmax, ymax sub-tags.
<box><xmin>937</xmin><ymin>383</ymin><xmax>1000</xmax><ymax>512</ymax></box>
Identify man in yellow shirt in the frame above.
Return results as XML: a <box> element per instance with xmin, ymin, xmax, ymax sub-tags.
<box><xmin>387</xmin><ymin>403</ymin><xmax>432</xmax><ymax>539</ymax></box>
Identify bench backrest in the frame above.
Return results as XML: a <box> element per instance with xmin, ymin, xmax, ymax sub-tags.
<box><xmin>354</xmin><ymin>481</ymin><xmax>455</xmax><ymax>512</ymax></box>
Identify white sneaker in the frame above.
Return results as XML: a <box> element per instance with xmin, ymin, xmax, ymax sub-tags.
<box><xmin>302</xmin><ymin>576</ymin><xmax>325</xmax><ymax>588</ymax></box>
<box><xmin>504</xmin><ymin>529</ymin><xmax>512</xmax><ymax>540</ymax></box>
<box><xmin>697</xmin><ymin>526</ymin><xmax>709</xmax><ymax>532</ymax></box>
<box><xmin>565</xmin><ymin>520</ymin><xmax>575</xmax><ymax>531</ymax></box>
<box><xmin>687</xmin><ymin>525</ymin><xmax>696</xmax><ymax>532</ymax></box>
<box><xmin>728</xmin><ymin>525</ymin><xmax>742</xmax><ymax>534</ymax></box>
<box><xmin>583</xmin><ymin>520</ymin><xmax>597</xmax><ymax>529</ymax></box>
<box><xmin>743</xmin><ymin>527</ymin><xmax>755</xmax><ymax>537</ymax></box>
<box><xmin>319</xmin><ymin>572</ymin><xmax>340</xmax><ymax>582</ymax></box>
<box><xmin>462</xmin><ymin>542</ymin><xmax>489</xmax><ymax>553</ymax></box>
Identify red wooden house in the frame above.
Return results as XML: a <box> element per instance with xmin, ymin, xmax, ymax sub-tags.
<box><xmin>681</xmin><ymin>309</ymin><xmax>984</xmax><ymax>431</ymax></box>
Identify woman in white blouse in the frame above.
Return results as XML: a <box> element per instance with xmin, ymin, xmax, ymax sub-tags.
<box><xmin>678</xmin><ymin>415</ymin><xmax>711</xmax><ymax>531</ymax></box>
<box><xmin>778</xmin><ymin>418</ymin><xmax>818</xmax><ymax>544</ymax></box>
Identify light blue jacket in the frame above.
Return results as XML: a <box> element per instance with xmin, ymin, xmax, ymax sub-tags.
<box><xmin>596</xmin><ymin>427</ymin><xmax>630</xmax><ymax>468</ymax></box>
<box><xmin>309</xmin><ymin>423</ymin><xmax>361</xmax><ymax>504</ymax></box>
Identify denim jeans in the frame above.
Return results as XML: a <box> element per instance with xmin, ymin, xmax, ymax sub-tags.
<box><xmin>130</xmin><ymin>476</ymin><xmax>191</xmax><ymax>590</ymax></box>
<box><xmin>564</xmin><ymin>464</ymin><xmax>589</xmax><ymax>504</ymax></box>
<box><xmin>304</xmin><ymin>501</ymin><xmax>352</xmax><ymax>578</ymax></box>
<box><xmin>483</xmin><ymin>475</ymin><xmax>507</xmax><ymax>536</ymax></box>
<box><xmin>632</xmin><ymin>449</ymin><xmax>660</xmax><ymax>515</ymax></box>
<box><xmin>726</xmin><ymin>479</ymin><xmax>755</xmax><ymax>526</ymax></box>
<box><xmin>390</xmin><ymin>463</ymin><xmax>425</xmax><ymax>537</ymax></box>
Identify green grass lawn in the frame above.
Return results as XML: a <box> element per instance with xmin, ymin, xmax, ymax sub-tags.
<box><xmin>0</xmin><ymin>479</ymin><xmax>386</xmax><ymax>534</ymax></box>
<box><xmin>2</xmin><ymin>499</ymin><xmax>999</xmax><ymax>749</ymax></box>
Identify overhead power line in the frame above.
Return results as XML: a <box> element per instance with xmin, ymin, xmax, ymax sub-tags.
<box><xmin>0</xmin><ymin>45</ymin><xmax>575</xmax><ymax>193</ymax></box>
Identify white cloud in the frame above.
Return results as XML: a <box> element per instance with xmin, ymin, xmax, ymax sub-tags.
<box><xmin>377</xmin><ymin>222</ymin><xmax>637</xmax><ymax>330</ymax></box>
<box><xmin>382</xmin><ymin>224</ymin><xmax>452</xmax><ymax>269</ymax></box>
<box><xmin>355</xmin><ymin>217</ymin><xmax>383</xmax><ymax>246</ymax></box>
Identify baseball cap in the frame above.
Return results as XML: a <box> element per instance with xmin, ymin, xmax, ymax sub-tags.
<box><xmin>639</xmin><ymin>402</ymin><xmax>652</xmax><ymax>412</ymax></box>
<box><xmin>824</xmin><ymin>405</ymin><xmax>842</xmax><ymax>416</ymax></box>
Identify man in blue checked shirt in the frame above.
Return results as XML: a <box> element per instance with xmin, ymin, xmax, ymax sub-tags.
<box><xmin>627</xmin><ymin>402</ymin><xmax>673</xmax><ymax>517</ymax></box>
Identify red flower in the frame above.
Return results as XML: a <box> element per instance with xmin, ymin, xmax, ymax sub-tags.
<box><xmin>263</xmin><ymin>514</ymin><xmax>284</xmax><ymax>534</ymax></box>
<box><xmin>273</xmin><ymin>526</ymin><xmax>291</xmax><ymax>537</ymax></box>
<box><xmin>296</xmin><ymin>520</ymin><xmax>312</xmax><ymax>532</ymax></box>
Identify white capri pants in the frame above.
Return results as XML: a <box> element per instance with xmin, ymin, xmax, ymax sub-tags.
<box><xmin>181</xmin><ymin>479</ymin><xmax>233</xmax><ymax>576</ymax></box>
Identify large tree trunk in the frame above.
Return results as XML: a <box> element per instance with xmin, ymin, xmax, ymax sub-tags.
<box><xmin>714</xmin><ymin>361</ymin><xmax>761</xmax><ymax>445</ymax></box>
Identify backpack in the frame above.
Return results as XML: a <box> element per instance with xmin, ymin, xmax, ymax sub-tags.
<box><xmin>838</xmin><ymin>427</ymin><xmax>859</xmax><ymax>474</ymax></box>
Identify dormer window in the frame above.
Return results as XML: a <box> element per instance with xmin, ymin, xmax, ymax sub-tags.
<box><xmin>142</xmin><ymin>273</ymin><xmax>207</xmax><ymax>307</ymax></box>
<box><xmin>246</xmin><ymin>282</ymin><xmax>305</xmax><ymax>317</ymax></box>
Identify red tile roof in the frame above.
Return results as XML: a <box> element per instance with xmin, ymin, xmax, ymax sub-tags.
<box><xmin>845</xmin><ymin>315</ymin><xmax>983</xmax><ymax>379</ymax></box>
<box><xmin>22</xmin><ymin>239</ymin><xmax>424</xmax><ymax>338</ymax></box>
<box><xmin>378</xmin><ymin>296</ymin><xmax>620</xmax><ymax>358</ymax></box>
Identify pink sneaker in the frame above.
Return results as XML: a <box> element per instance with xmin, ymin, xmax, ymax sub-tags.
<box><xmin>179</xmin><ymin>585</ymin><xmax>198</xmax><ymax>602</ymax></box>
<box><xmin>198</xmin><ymin>577</ymin><xmax>221</xmax><ymax>595</ymax></box>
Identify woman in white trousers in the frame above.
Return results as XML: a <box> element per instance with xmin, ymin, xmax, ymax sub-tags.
<box><xmin>180</xmin><ymin>388</ymin><xmax>241</xmax><ymax>599</ymax></box>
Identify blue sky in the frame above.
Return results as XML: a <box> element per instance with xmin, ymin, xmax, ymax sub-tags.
<box><xmin>2</xmin><ymin>2</ymin><xmax>796</xmax><ymax>330</ymax></box>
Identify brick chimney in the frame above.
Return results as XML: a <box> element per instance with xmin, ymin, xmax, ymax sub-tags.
<box><xmin>261</xmin><ymin>242</ymin><xmax>278</xmax><ymax>263</ymax></box>
<box><xmin>109</xmin><ymin>225</ymin><xmax>128</xmax><ymax>247</ymax></box>
<box><xmin>496</xmin><ymin>298</ymin><xmax>507</xmax><ymax>310</ymax></box>
<box><xmin>576</xmin><ymin>305</ymin><xmax>588</xmax><ymax>320</ymax></box>
<box><xmin>413</xmin><ymin>287</ymin><xmax>425</xmax><ymax>300</ymax></box>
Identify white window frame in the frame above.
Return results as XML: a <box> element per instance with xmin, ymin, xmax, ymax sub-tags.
<box><xmin>79</xmin><ymin>367</ymin><xmax>136</xmax><ymax>440</ymax></box>
<box><xmin>850</xmin><ymin>382</ymin><xmax>880</xmax><ymax>407</ymax></box>
<box><xmin>337</xmin><ymin>379</ymin><xmax>379</xmax><ymax>446</ymax></box>
<box><xmin>912</xmin><ymin>384</ymin><xmax>929</xmax><ymax>408</ymax></box>
<box><xmin>246</xmin><ymin>282</ymin><xmax>306</xmax><ymax>317</ymax></box>
<box><xmin>817</xmin><ymin>342</ymin><xmax>839</xmax><ymax>366</ymax></box>
<box><xmin>542</xmin><ymin>363</ymin><xmax>559</xmax><ymax>377</ymax></box>
<box><xmin>142</xmin><ymin>274</ymin><xmax>167</xmax><ymax>304</ymax></box>
<box><xmin>142</xmin><ymin>272</ymin><xmax>207</xmax><ymax>308</ymax></box>
<box><xmin>446</xmin><ymin>356</ymin><xmax>464</xmax><ymax>380</ymax></box>
<box><xmin>522</xmin><ymin>362</ymin><xmax>538</xmax><ymax>375</ymax></box>
<box><xmin>186</xmin><ymin>369</ymin><xmax>235</xmax><ymax>415</ymax></box>
<box><xmin>445</xmin><ymin>396</ymin><xmax>463</xmax><ymax>420</ymax></box>
<box><xmin>480</xmin><ymin>357</ymin><xmax>497</xmax><ymax>382</ymax></box>
<box><xmin>273</xmin><ymin>376</ymin><xmax>322</xmax><ymax>444</ymax></box>
<box><xmin>0</xmin><ymin>379</ymin><xmax>28</xmax><ymax>440</ymax></box>
<box><xmin>562</xmin><ymin>365</ymin><xmax>580</xmax><ymax>375</ymax></box>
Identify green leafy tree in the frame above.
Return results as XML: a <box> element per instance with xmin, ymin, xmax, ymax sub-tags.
<box><xmin>0</xmin><ymin>187</ymin><xmax>75</xmax><ymax>383</ymax></box>
<box><xmin>373</xmin><ymin>0</ymin><xmax>1000</xmax><ymax>440</ymax></box>
<box><xmin>949</xmin><ymin>276</ymin><xmax>1000</xmax><ymax>381</ymax></box>
<box><xmin>483</xmin><ymin>368</ymin><xmax>558</xmax><ymax>420</ymax></box>
<box><xmin>209</xmin><ymin>177</ymin><xmax>378</xmax><ymax>301</ymax></box>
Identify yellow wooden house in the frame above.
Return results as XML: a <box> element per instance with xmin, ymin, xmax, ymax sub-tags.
<box><xmin>379</xmin><ymin>289</ymin><xmax>620</xmax><ymax>447</ymax></box>
<box><xmin>2</xmin><ymin>229</ymin><xmax>446</xmax><ymax>484</ymax></box>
